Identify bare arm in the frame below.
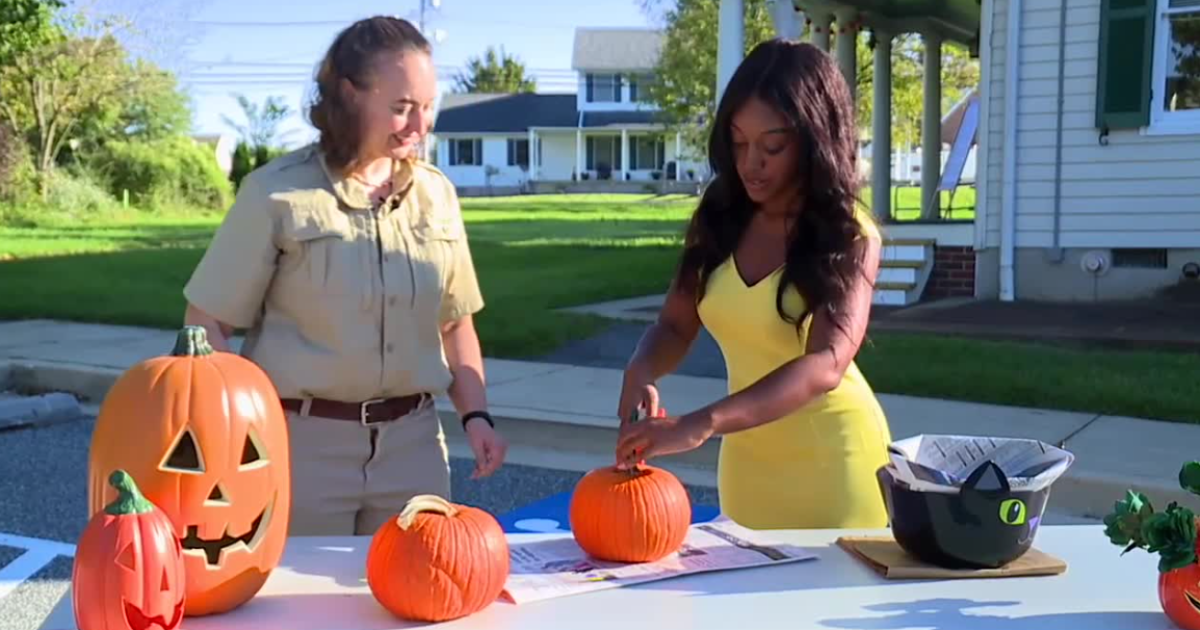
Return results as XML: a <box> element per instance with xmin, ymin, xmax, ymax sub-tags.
<box><xmin>440</xmin><ymin>314</ymin><xmax>487</xmax><ymax>418</ymax></box>
<box><xmin>183</xmin><ymin>303</ymin><xmax>235</xmax><ymax>353</ymax></box>
<box><xmin>689</xmin><ymin>235</ymin><xmax>882</xmax><ymax>436</ymax></box>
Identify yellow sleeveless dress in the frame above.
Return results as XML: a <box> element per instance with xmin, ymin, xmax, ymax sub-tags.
<box><xmin>696</xmin><ymin>223</ymin><xmax>893</xmax><ymax>530</ymax></box>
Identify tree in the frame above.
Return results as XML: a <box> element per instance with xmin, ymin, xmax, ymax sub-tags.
<box><xmin>221</xmin><ymin>93</ymin><xmax>292</xmax><ymax>150</ymax></box>
<box><xmin>0</xmin><ymin>7</ymin><xmax>175</xmax><ymax>197</ymax></box>
<box><xmin>0</xmin><ymin>0</ymin><xmax>64</xmax><ymax>67</ymax></box>
<box><xmin>453</xmin><ymin>46</ymin><xmax>536</xmax><ymax>94</ymax></box>
<box><xmin>639</xmin><ymin>0</ymin><xmax>978</xmax><ymax>155</ymax></box>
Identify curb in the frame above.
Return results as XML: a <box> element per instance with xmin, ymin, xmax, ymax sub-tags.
<box><xmin>1048</xmin><ymin>469</ymin><xmax>1196</xmax><ymax>521</ymax></box>
<box><xmin>0</xmin><ymin>392</ymin><xmax>82</xmax><ymax>432</ymax></box>
<box><xmin>7</xmin><ymin>360</ymin><xmax>1191</xmax><ymax>517</ymax></box>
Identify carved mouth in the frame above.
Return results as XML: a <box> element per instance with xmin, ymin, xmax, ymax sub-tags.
<box><xmin>124</xmin><ymin>598</ymin><xmax>184</xmax><ymax>630</ymax></box>
<box><xmin>181</xmin><ymin>497</ymin><xmax>274</xmax><ymax>566</ymax></box>
<box><xmin>1186</xmin><ymin>591</ymin><xmax>1200</xmax><ymax>613</ymax></box>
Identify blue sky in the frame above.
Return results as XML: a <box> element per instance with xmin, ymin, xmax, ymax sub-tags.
<box><xmin>119</xmin><ymin>0</ymin><xmax>662</xmax><ymax>147</ymax></box>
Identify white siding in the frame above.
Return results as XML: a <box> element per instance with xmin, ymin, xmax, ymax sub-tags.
<box><xmin>538</xmin><ymin>133</ymin><xmax>578</xmax><ymax>181</ymax></box>
<box><xmin>436</xmin><ymin>135</ymin><xmax>530</xmax><ymax>188</ymax></box>
<box><xmin>984</xmin><ymin>0</ymin><xmax>1200</xmax><ymax>249</ymax></box>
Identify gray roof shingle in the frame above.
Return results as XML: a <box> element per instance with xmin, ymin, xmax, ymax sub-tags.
<box><xmin>433</xmin><ymin>93</ymin><xmax>579</xmax><ymax>133</ymax></box>
<box><xmin>572</xmin><ymin>28</ymin><xmax>663</xmax><ymax>71</ymax></box>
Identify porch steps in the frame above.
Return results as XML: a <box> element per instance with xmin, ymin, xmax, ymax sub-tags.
<box><xmin>874</xmin><ymin>238</ymin><xmax>935</xmax><ymax>306</ymax></box>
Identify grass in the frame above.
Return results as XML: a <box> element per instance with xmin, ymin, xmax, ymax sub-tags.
<box><xmin>0</xmin><ymin>195</ymin><xmax>693</xmax><ymax>358</ymax></box>
<box><xmin>4</xmin><ymin>192</ymin><xmax>1194</xmax><ymax>424</ymax></box>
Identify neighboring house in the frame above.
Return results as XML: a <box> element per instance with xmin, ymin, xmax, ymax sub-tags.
<box><xmin>717</xmin><ymin>0</ymin><xmax>1200</xmax><ymax>303</ymax></box>
<box><xmin>430</xmin><ymin>28</ymin><xmax>705</xmax><ymax>194</ymax></box>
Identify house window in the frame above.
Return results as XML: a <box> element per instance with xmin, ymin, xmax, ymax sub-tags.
<box><xmin>449</xmin><ymin>138</ymin><xmax>482</xmax><ymax>166</ymax></box>
<box><xmin>1096</xmin><ymin>0</ymin><xmax>1200</xmax><ymax>133</ymax></box>
<box><xmin>628</xmin><ymin>74</ymin><xmax>655</xmax><ymax>103</ymax></box>
<box><xmin>585</xmin><ymin>136</ymin><xmax>622</xmax><ymax>174</ymax></box>
<box><xmin>507</xmin><ymin>139</ymin><xmax>529</xmax><ymax>168</ymax></box>
<box><xmin>586</xmin><ymin>73</ymin><xmax>620</xmax><ymax>103</ymax></box>
<box><xmin>630</xmin><ymin>136</ymin><xmax>665</xmax><ymax>170</ymax></box>
<box><xmin>1154</xmin><ymin>0</ymin><xmax>1200</xmax><ymax>124</ymax></box>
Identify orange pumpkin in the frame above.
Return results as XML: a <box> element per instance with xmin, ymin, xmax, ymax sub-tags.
<box><xmin>366</xmin><ymin>494</ymin><xmax>510</xmax><ymax>622</ymax></box>
<box><xmin>569</xmin><ymin>463</ymin><xmax>691</xmax><ymax>563</ymax></box>
<box><xmin>87</xmin><ymin>326</ymin><xmax>291</xmax><ymax>616</ymax></box>
<box><xmin>73</xmin><ymin>470</ymin><xmax>186</xmax><ymax>630</ymax></box>
<box><xmin>1159</xmin><ymin>524</ymin><xmax>1200</xmax><ymax>630</ymax></box>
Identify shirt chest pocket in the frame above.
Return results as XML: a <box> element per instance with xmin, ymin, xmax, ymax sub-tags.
<box><xmin>408</xmin><ymin>213</ymin><xmax>463</xmax><ymax>294</ymax></box>
<box><xmin>279</xmin><ymin>213</ymin><xmax>375</xmax><ymax>297</ymax></box>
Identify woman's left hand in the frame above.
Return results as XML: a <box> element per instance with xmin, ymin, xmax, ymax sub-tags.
<box><xmin>615</xmin><ymin>413</ymin><xmax>714</xmax><ymax>469</ymax></box>
<box><xmin>465</xmin><ymin>420</ymin><xmax>507</xmax><ymax>479</ymax></box>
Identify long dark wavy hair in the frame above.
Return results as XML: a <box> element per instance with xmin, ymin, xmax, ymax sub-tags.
<box><xmin>677</xmin><ymin>38</ymin><xmax>874</xmax><ymax>335</ymax></box>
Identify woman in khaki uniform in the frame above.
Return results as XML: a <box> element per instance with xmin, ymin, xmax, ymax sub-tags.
<box><xmin>182</xmin><ymin>16</ymin><xmax>507</xmax><ymax>536</ymax></box>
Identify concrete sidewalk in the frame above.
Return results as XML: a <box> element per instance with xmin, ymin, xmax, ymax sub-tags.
<box><xmin>2</xmin><ymin>319</ymin><xmax>1197</xmax><ymax>521</ymax></box>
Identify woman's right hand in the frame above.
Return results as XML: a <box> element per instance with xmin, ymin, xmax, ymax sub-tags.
<box><xmin>617</xmin><ymin>367</ymin><xmax>660</xmax><ymax>427</ymax></box>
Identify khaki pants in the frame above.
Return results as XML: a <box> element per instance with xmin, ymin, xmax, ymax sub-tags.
<box><xmin>285</xmin><ymin>397</ymin><xmax>451</xmax><ymax>536</ymax></box>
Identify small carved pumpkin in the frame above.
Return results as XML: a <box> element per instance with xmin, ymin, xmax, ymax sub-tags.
<box><xmin>569</xmin><ymin>463</ymin><xmax>691</xmax><ymax>563</ymax></box>
<box><xmin>1159</xmin><ymin>526</ymin><xmax>1200</xmax><ymax>630</ymax></box>
<box><xmin>73</xmin><ymin>470</ymin><xmax>186</xmax><ymax>630</ymax></box>
<box><xmin>366</xmin><ymin>494</ymin><xmax>510</xmax><ymax>622</ymax></box>
<box><xmin>87</xmin><ymin>326</ymin><xmax>291</xmax><ymax>616</ymax></box>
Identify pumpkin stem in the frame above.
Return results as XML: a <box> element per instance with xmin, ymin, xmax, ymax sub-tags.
<box><xmin>105</xmin><ymin>470</ymin><xmax>156</xmax><ymax>516</ymax></box>
<box><xmin>396</xmin><ymin>494</ymin><xmax>458</xmax><ymax>530</ymax></box>
<box><xmin>172</xmin><ymin>325</ymin><xmax>214</xmax><ymax>357</ymax></box>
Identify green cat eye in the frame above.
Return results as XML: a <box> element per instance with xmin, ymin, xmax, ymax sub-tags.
<box><xmin>999</xmin><ymin>498</ymin><xmax>1028</xmax><ymax>525</ymax></box>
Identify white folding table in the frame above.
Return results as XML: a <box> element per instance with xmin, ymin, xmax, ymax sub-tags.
<box><xmin>39</xmin><ymin>525</ymin><xmax>1177</xmax><ymax>630</ymax></box>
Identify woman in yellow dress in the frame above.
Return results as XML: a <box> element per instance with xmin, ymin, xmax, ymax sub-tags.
<box><xmin>615</xmin><ymin>39</ymin><xmax>892</xmax><ymax>530</ymax></box>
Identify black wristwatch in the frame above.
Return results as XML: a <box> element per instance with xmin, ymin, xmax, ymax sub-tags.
<box><xmin>461</xmin><ymin>410</ymin><xmax>494</xmax><ymax>430</ymax></box>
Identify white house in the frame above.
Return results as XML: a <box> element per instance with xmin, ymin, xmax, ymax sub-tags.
<box><xmin>718</xmin><ymin>0</ymin><xmax>1200</xmax><ymax>303</ymax></box>
<box><xmin>430</xmin><ymin>28</ymin><xmax>706</xmax><ymax>194</ymax></box>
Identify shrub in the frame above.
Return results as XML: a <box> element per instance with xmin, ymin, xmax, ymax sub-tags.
<box><xmin>43</xmin><ymin>169</ymin><xmax>119</xmax><ymax>214</ymax></box>
<box><xmin>94</xmin><ymin>136</ymin><xmax>233</xmax><ymax>210</ymax></box>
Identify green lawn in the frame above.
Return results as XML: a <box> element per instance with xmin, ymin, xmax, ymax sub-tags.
<box><xmin>3</xmin><ymin>193</ymin><xmax>1194</xmax><ymax>424</ymax></box>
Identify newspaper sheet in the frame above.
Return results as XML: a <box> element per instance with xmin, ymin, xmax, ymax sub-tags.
<box><xmin>501</xmin><ymin>517</ymin><xmax>817</xmax><ymax>604</ymax></box>
<box><xmin>887</xmin><ymin>434</ymin><xmax>1074</xmax><ymax>494</ymax></box>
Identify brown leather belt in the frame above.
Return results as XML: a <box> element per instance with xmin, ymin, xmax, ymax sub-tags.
<box><xmin>281</xmin><ymin>393</ymin><xmax>429</xmax><ymax>426</ymax></box>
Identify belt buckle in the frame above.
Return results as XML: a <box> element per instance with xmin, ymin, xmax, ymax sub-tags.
<box><xmin>360</xmin><ymin>398</ymin><xmax>390</xmax><ymax>426</ymax></box>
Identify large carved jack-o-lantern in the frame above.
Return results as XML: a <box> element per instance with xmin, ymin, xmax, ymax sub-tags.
<box><xmin>88</xmin><ymin>326</ymin><xmax>291</xmax><ymax>616</ymax></box>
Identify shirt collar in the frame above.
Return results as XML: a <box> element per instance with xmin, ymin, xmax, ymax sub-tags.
<box><xmin>317</xmin><ymin>148</ymin><xmax>415</xmax><ymax>211</ymax></box>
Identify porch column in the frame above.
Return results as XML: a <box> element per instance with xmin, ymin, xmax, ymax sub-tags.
<box><xmin>528</xmin><ymin>128</ymin><xmax>538</xmax><ymax>181</ymax></box>
<box><xmin>576</xmin><ymin>128</ymin><xmax>583</xmax><ymax>180</ymax></box>
<box><xmin>921</xmin><ymin>31</ymin><xmax>942</xmax><ymax>220</ymax></box>
<box><xmin>834</xmin><ymin>8</ymin><xmax>858</xmax><ymax>105</ymax></box>
<box><xmin>675</xmin><ymin>132</ymin><xmax>683</xmax><ymax>181</ymax></box>
<box><xmin>716</xmin><ymin>0</ymin><xmax>744</xmax><ymax>103</ymax></box>
<box><xmin>620</xmin><ymin>129</ymin><xmax>629</xmax><ymax>181</ymax></box>
<box><xmin>810</xmin><ymin>13</ymin><xmax>831</xmax><ymax>51</ymax></box>
<box><xmin>872</xmin><ymin>29</ymin><xmax>893</xmax><ymax>223</ymax></box>
<box><xmin>768</xmin><ymin>0</ymin><xmax>802</xmax><ymax>40</ymax></box>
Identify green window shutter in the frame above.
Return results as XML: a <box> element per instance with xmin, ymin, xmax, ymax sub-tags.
<box><xmin>1096</xmin><ymin>0</ymin><xmax>1157</xmax><ymax>129</ymax></box>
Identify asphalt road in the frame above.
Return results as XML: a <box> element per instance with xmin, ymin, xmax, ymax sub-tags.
<box><xmin>0</xmin><ymin>413</ymin><xmax>718</xmax><ymax>630</ymax></box>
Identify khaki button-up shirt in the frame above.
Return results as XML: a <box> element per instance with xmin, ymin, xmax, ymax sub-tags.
<box><xmin>183</xmin><ymin>144</ymin><xmax>484</xmax><ymax>402</ymax></box>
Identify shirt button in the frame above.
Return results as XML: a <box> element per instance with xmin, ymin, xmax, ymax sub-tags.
<box><xmin>388</xmin><ymin>296</ymin><xmax>397</xmax><ymax>306</ymax></box>
<box><xmin>386</xmin><ymin>343</ymin><xmax>395</xmax><ymax>353</ymax></box>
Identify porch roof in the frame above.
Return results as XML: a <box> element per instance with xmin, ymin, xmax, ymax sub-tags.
<box><xmin>793</xmin><ymin>0</ymin><xmax>979</xmax><ymax>45</ymax></box>
<box><xmin>581</xmin><ymin>111</ymin><xmax>660</xmax><ymax>128</ymax></box>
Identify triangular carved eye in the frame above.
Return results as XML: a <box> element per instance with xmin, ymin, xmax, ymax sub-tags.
<box><xmin>239</xmin><ymin>428</ymin><xmax>269</xmax><ymax>469</ymax></box>
<box><xmin>241</xmin><ymin>435</ymin><xmax>261</xmax><ymax>465</ymax></box>
<box><xmin>117</xmin><ymin>544</ymin><xmax>136</xmax><ymax>572</ymax></box>
<box><xmin>161</xmin><ymin>567</ymin><xmax>171</xmax><ymax>592</ymax></box>
<box><xmin>160</xmin><ymin>428</ymin><xmax>204</xmax><ymax>474</ymax></box>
